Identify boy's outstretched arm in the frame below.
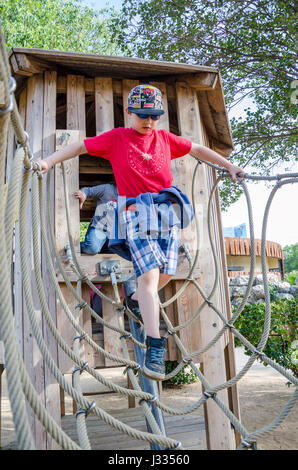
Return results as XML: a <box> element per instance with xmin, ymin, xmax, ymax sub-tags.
<box><xmin>38</xmin><ymin>141</ymin><xmax>87</xmax><ymax>174</ymax></box>
<box><xmin>189</xmin><ymin>143</ymin><xmax>245</xmax><ymax>182</ymax></box>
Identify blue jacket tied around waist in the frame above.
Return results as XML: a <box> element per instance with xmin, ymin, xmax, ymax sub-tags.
<box><xmin>108</xmin><ymin>186</ymin><xmax>194</xmax><ymax>261</ymax></box>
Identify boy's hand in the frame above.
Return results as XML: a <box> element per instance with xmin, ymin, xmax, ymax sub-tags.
<box><xmin>74</xmin><ymin>190</ymin><xmax>86</xmax><ymax>209</ymax></box>
<box><xmin>38</xmin><ymin>159</ymin><xmax>50</xmax><ymax>174</ymax></box>
<box><xmin>227</xmin><ymin>164</ymin><xmax>245</xmax><ymax>182</ymax></box>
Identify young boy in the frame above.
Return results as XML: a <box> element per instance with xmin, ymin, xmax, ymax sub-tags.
<box><xmin>39</xmin><ymin>84</ymin><xmax>244</xmax><ymax>380</ymax></box>
<box><xmin>75</xmin><ymin>183</ymin><xmax>118</xmax><ymax>255</ymax></box>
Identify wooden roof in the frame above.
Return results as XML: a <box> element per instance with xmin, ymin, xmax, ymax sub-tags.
<box><xmin>8</xmin><ymin>47</ymin><xmax>234</xmax><ymax>155</ymax></box>
<box><xmin>225</xmin><ymin>237</ymin><xmax>283</xmax><ymax>259</ymax></box>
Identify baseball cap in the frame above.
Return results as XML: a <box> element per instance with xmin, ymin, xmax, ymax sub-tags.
<box><xmin>127</xmin><ymin>84</ymin><xmax>165</xmax><ymax>116</ymax></box>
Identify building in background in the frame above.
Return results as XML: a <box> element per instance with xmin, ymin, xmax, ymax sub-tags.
<box><xmin>223</xmin><ymin>223</ymin><xmax>247</xmax><ymax>238</ymax></box>
<box><xmin>223</xmin><ymin>224</ymin><xmax>284</xmax><ymax>280</ymax></box>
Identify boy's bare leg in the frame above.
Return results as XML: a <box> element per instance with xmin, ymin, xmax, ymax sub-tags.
<box><xmin>134</xmin><ymin>267</ymin><xmax>163</xmax><ymax>339</ymax></box>
<box><xmin>131</xmin><ymin>272</ymin><xmax>172</xmax><ymax>301</ymax></box>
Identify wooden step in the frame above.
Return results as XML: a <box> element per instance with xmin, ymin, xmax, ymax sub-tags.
<box><xmin>61</xmin><ymin>406</ymin><xmax>206</xmax><ymax>450</ymax></box>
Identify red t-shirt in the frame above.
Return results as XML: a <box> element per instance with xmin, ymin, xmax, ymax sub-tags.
<box><xmin>84</xmin><ymin>127</ymin><xmax>192</xmax><ymax>197</ymax></box>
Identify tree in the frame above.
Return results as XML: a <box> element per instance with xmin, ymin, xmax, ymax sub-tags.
<box><xmin>283</xmin><ymin>243</ymin><xmax>298</xmax><ymax>273</ymax></box>
<box><xmin>234</xmin><ymin>298</ymin><xmax>298</xmax><ymax>379</ymax></box>
<box><xmin>0</xmin><ymin>0</ymin><xmax>121</xmax><ymax>55</ymax></box>
<box><xmin>109</xmin><ymin>0</ymin><xmax>298</xmax><ymax>207</ymax></box>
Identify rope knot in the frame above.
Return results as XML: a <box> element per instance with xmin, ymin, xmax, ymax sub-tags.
<box><xmin>226</xmin><ymin>321</ymin><xmax>235</xmax><ymax>330</ymax></box>
<box><xmin>124</xmin><ymin>364</ymin><xmax>141</xmax><ymax>375</ymax></box>
<box><xmin>72</xmin><ymin>362</ymin><xmax>88</xmax><ymax>375</ymax></box>
<box><xmin>241</xmin><ymin>439</ymin><xmax>254</xmax><ymax>449</ymax></box>
<box><xmin>75</xmin><ymin>301</ymin><xmax>87</xmax><ymax>310</ymax></box>
<box><xmin>167</xmin><ymin>441</ymin><xmax>182</xmax><ymax>450</ymax></box>
<box><xmin>0</xmin><ymin>76</ymin><xmax>16</xmax><ymax>115</ymax></box>
<box><xmin>203</xmin><ymin>391</ymin><xmax>216</xmax><ymax>399</ymax></box>
<box><xmin>76</xmin><ymin>401</ymin><xmax>96</xmax><ymax>419</ymax></box>
<box><xmin>119</xmin><ymin>333</ymin><xmax>133</xmax><ymax>340</ymax></box>
<box><xmin>182</xmin><ymin>357</ymin><xmax>192</xmax><ymax>365</ymax></box>
<box><xmin>139</xmin><ymin>395</ymin><xmax>158</xmax><ymax>406</ymax></box>
<box><xmin>73</xmin><ymin>332</ymin><xmax>88</xmax><ymax>342</ymax></box>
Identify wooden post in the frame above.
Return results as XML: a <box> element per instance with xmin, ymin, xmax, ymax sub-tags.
<box><xmin>172</xmin><ymin>281</ymin><xmax>203</xmax><ymax>364</ymax></box>
<box><xmin>0</xmin><ymin>343</ymin><xmax>4</xmax><ymax>447</ymax></box>
<box><xmin>56</xmin><ymin>73</ymin><xmax>86</xmax><ymax>374</ymax></box>
<box><xmin>122</xmin><ymin>79</ymin><xmax>139</xmax><ymax>128</ymax></box>
<box><xmin>23</xmin><ymin>74</ymin><xmax>47</xmax><ymax>448</ymax></box>
<box><xmin>173</xmin><ymin>82</ymin><xmax>235</xmax><ymax>449</ymax></box>
<box><xmin>41</xmin><ymin>70</ymin><xmax>61</xmax><ymax>449</ymax></box>
<box><xmin>101</xmin><ymin>284</ymin><xmax>123</xmax><ymax>367</ymax></box>
<box><xmin>14</xmin><ymin>88</ymin><xmax>26</xmax><ymax>359</ymax></box>
<box><xmin>95</xmin><ymin>77</ymin><xmax>114</xmax><ymax>135</ymax></box>
<box><xmin>212</xmin><ymin>166</ymin><xmax>241</xmax><ymax>446</ymax></box>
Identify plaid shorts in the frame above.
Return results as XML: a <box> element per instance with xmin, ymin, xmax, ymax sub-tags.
<box><xmin>124</xmin><ymin>208</ymin><xmax>180</xmax><ymax>278</ymax></box>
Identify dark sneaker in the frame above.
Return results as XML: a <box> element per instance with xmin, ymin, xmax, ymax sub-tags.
<box><xmin>143</xmin><ymin>336</ymin><xmax>166</xmax><ymax>381</ymax></box>
<box><xmin>125</xmin><ymin>293</ymin><xmax>142</xmax><ymax>322</ymax></box>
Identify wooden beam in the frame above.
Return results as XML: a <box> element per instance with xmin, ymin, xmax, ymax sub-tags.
<box><xmin>95</xmin><ymin>77</ymin><xmax>114</xmax><ymax>134</ymax></box>
<box><xmin>55</xmin><ymin>254</ymin><xmax>200</xmax><ymax>283</ymax></box>
<box><xmin>122</xmin><ymin>79</ymin><xmax>139</xmax><ymax>128</ymax></box>
<box><xmin>56</xmin><ymin>283</ymin><xmax>79</xmax><ymax>374</ymax></box>
<box><xmin>0</xmin><ymin>79</ymin><xmax>4</xmax><ymax>107</ymax></box>
<box><xmin>25</xmin><ymin>75</ymin><xmax>46</xmax><ymax>447</ymax></box>
<box><xmin>172</xmin><ymin>281</ymin><xmax>203</xmax><ymax>363</ymax></box>
<box><xmin>163</xmin><ymin>283</ymin><xmax>178</xmax><ymax>361</ymax></box>
<box><xmin>54</xmin><ymin>74</ymin><xmax>86</xmax><ymax>258</ymax></box>
<box><xmin>101</xmin><ymin>284</ymin><xmax>123</xmax><ymax>367</ymax></box>
<box><xmin>209</xmin><ymin>136</ymin><xmax>233</xmax><ymax>158</ymax></box>
<box><xmin>149</xmin><ymin>81</ymin><xmax>170</xmax><ymax>131</ymax></box>
<box><xmin>212</xmin><ymin>165</ymin><xmax>241</xmax><ymax>447</ymax></box>
<box><xmin>55</xmin><ymin>129</ymin><xmax>81</xmax><ymax>257</ymax></box>
<box><xmin>10</xmin><ymin>52</ymin><xmax>49</xmax><ymax>76</ymax></box>
<box><xmin>42</xmin><ymin>70</ymin><xmax>61</xmax><ymax>449</ymax></box>
<box><xmin>172</xmin><ymin>82</ymin><xmax>202</xmax><ymax>258</ymax></box>
<box><xmin>175</xmin><ymin>85</ymin><xmax>235</xmax><ymax>449</ymax></box>
<box><xmin>80</xmin><ymin>166</ymin><xmax>114</xmax><ymax>174</ymax></box>
<box><xmin>176</xmin><ymin>72</ymin><xmax>218</xmax><ymax>90</ymax></box>
<box><xmin>79</xmin><ymin>154</ymin><xmax>113</xmax><ymax>174</ymax></box>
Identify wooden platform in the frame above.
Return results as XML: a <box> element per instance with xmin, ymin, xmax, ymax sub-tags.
<box><xmin>61</xmin><ymin>407</ymin><xmax>206</xmax><ymax>450</ymax></box>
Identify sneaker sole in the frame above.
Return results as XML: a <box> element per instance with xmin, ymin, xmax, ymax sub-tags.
<box><xmin>142</xmin><ymin>365</ymin><xmax>165</xmax><ymax>381</ymax></box>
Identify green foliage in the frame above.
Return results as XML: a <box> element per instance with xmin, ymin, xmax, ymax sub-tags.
<box><xmin>0</xmin><ymin>0</ymin><xmax>121</xmax><ymax>55</ymax></box>
<box><xmin>80</xmin><ymin>221</ymin><xmax>89</xmax><ymax>241</ymax></box>
<box><xmin>286</xmin><ymin>270</ymin><xmax>298</xmax><ymax>285</ymax></box>
<box><xmin>164</xmin><ymin>361</ymin><xmax>199</xmax><ymax>386</ymax></box>
<box><xmin>283</xmin><ymin>243</ymin><xmax>298</xmax><ymax>273</ymax></box>
<box><xmin>110</xmin><ymin>0</ymin><xmax>298</xmax><ymax>207</ymax></box>
<box><xmin>268</xmin><ymin>283</ymin><xmax>279</xmax><ymax>302</ymax></box>
<box><xmin>233</xmin><ymin>298</ymin><xmax>298</xmax><ymax>378</ymax></box>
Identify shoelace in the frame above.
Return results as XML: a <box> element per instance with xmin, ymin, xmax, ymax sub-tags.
<box><xmin>148</xmin><ymin>345</ymin><xmax>164</xmax><ymax>363</ymax></box>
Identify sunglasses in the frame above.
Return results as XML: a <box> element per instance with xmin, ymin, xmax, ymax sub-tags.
<box><xmin>133</xmin><ymin>113</ymin><xmax>161</xmax><ymax>121</ymax></box>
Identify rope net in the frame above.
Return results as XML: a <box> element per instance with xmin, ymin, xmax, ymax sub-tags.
<box><xmin>0</xmin><ymin>26</ymin><xmax>297</xmax><ymax>451</ymax></box>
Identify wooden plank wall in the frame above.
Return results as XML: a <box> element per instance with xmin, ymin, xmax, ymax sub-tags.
<box><xmin>55</xmin><ymin>73</ymin><xmax>86</xmax><ymax>374</ymax></box>
<box><xmin>42</xmin><ymin>72</ymin><xmax>61</xmax><ymax>449</ymax></box>
<box><xmin>55</xmin><ymin>75</ymin><xmax>197</xmax><ymax>373</ymax></box>
<box><xmin>12</xmin><ymin>74</ymin><xmax>61</xmax><ymax>449</ymax></box>
<box><xmin>10</xmin><ymin>71</ymin><xmax>239</xmax><ymax>449</ymax></box>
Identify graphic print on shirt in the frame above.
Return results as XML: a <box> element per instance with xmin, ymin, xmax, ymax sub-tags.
<box><xmin>127</xmin><ymin>142</ymin><xmax>166</xmax><ymax>176</ymax></box>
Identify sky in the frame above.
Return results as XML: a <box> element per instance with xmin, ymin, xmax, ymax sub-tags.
<box><xmin>223</xmin><ymin>99</ymin><xmax>298</xmax><ymax>248</ymax></box>
<box><xmin>81</xmin><ymin>0</ymin><xmax>298</xmax><ymax>248</ymax></box>
<box><xmin>81</xmin><ymin>0</ymin><xmax>123</xmax><ymax>9</ymax></box>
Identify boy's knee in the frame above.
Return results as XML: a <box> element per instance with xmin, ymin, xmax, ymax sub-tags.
<box><xmin>80</xmin><ymin>242</ymin><xmax>99</xmax><ymax>255</ymax></box>
<box><xmin>138</xmin><ymin>268</ymin><xmax>159</xmax><ymax>292</ymax></box>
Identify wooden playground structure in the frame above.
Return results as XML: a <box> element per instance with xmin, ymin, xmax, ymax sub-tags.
<box><xmin>2</xmin><ymin>47</ymin><xmax>242</xmax><ymax>449</ymax></box>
